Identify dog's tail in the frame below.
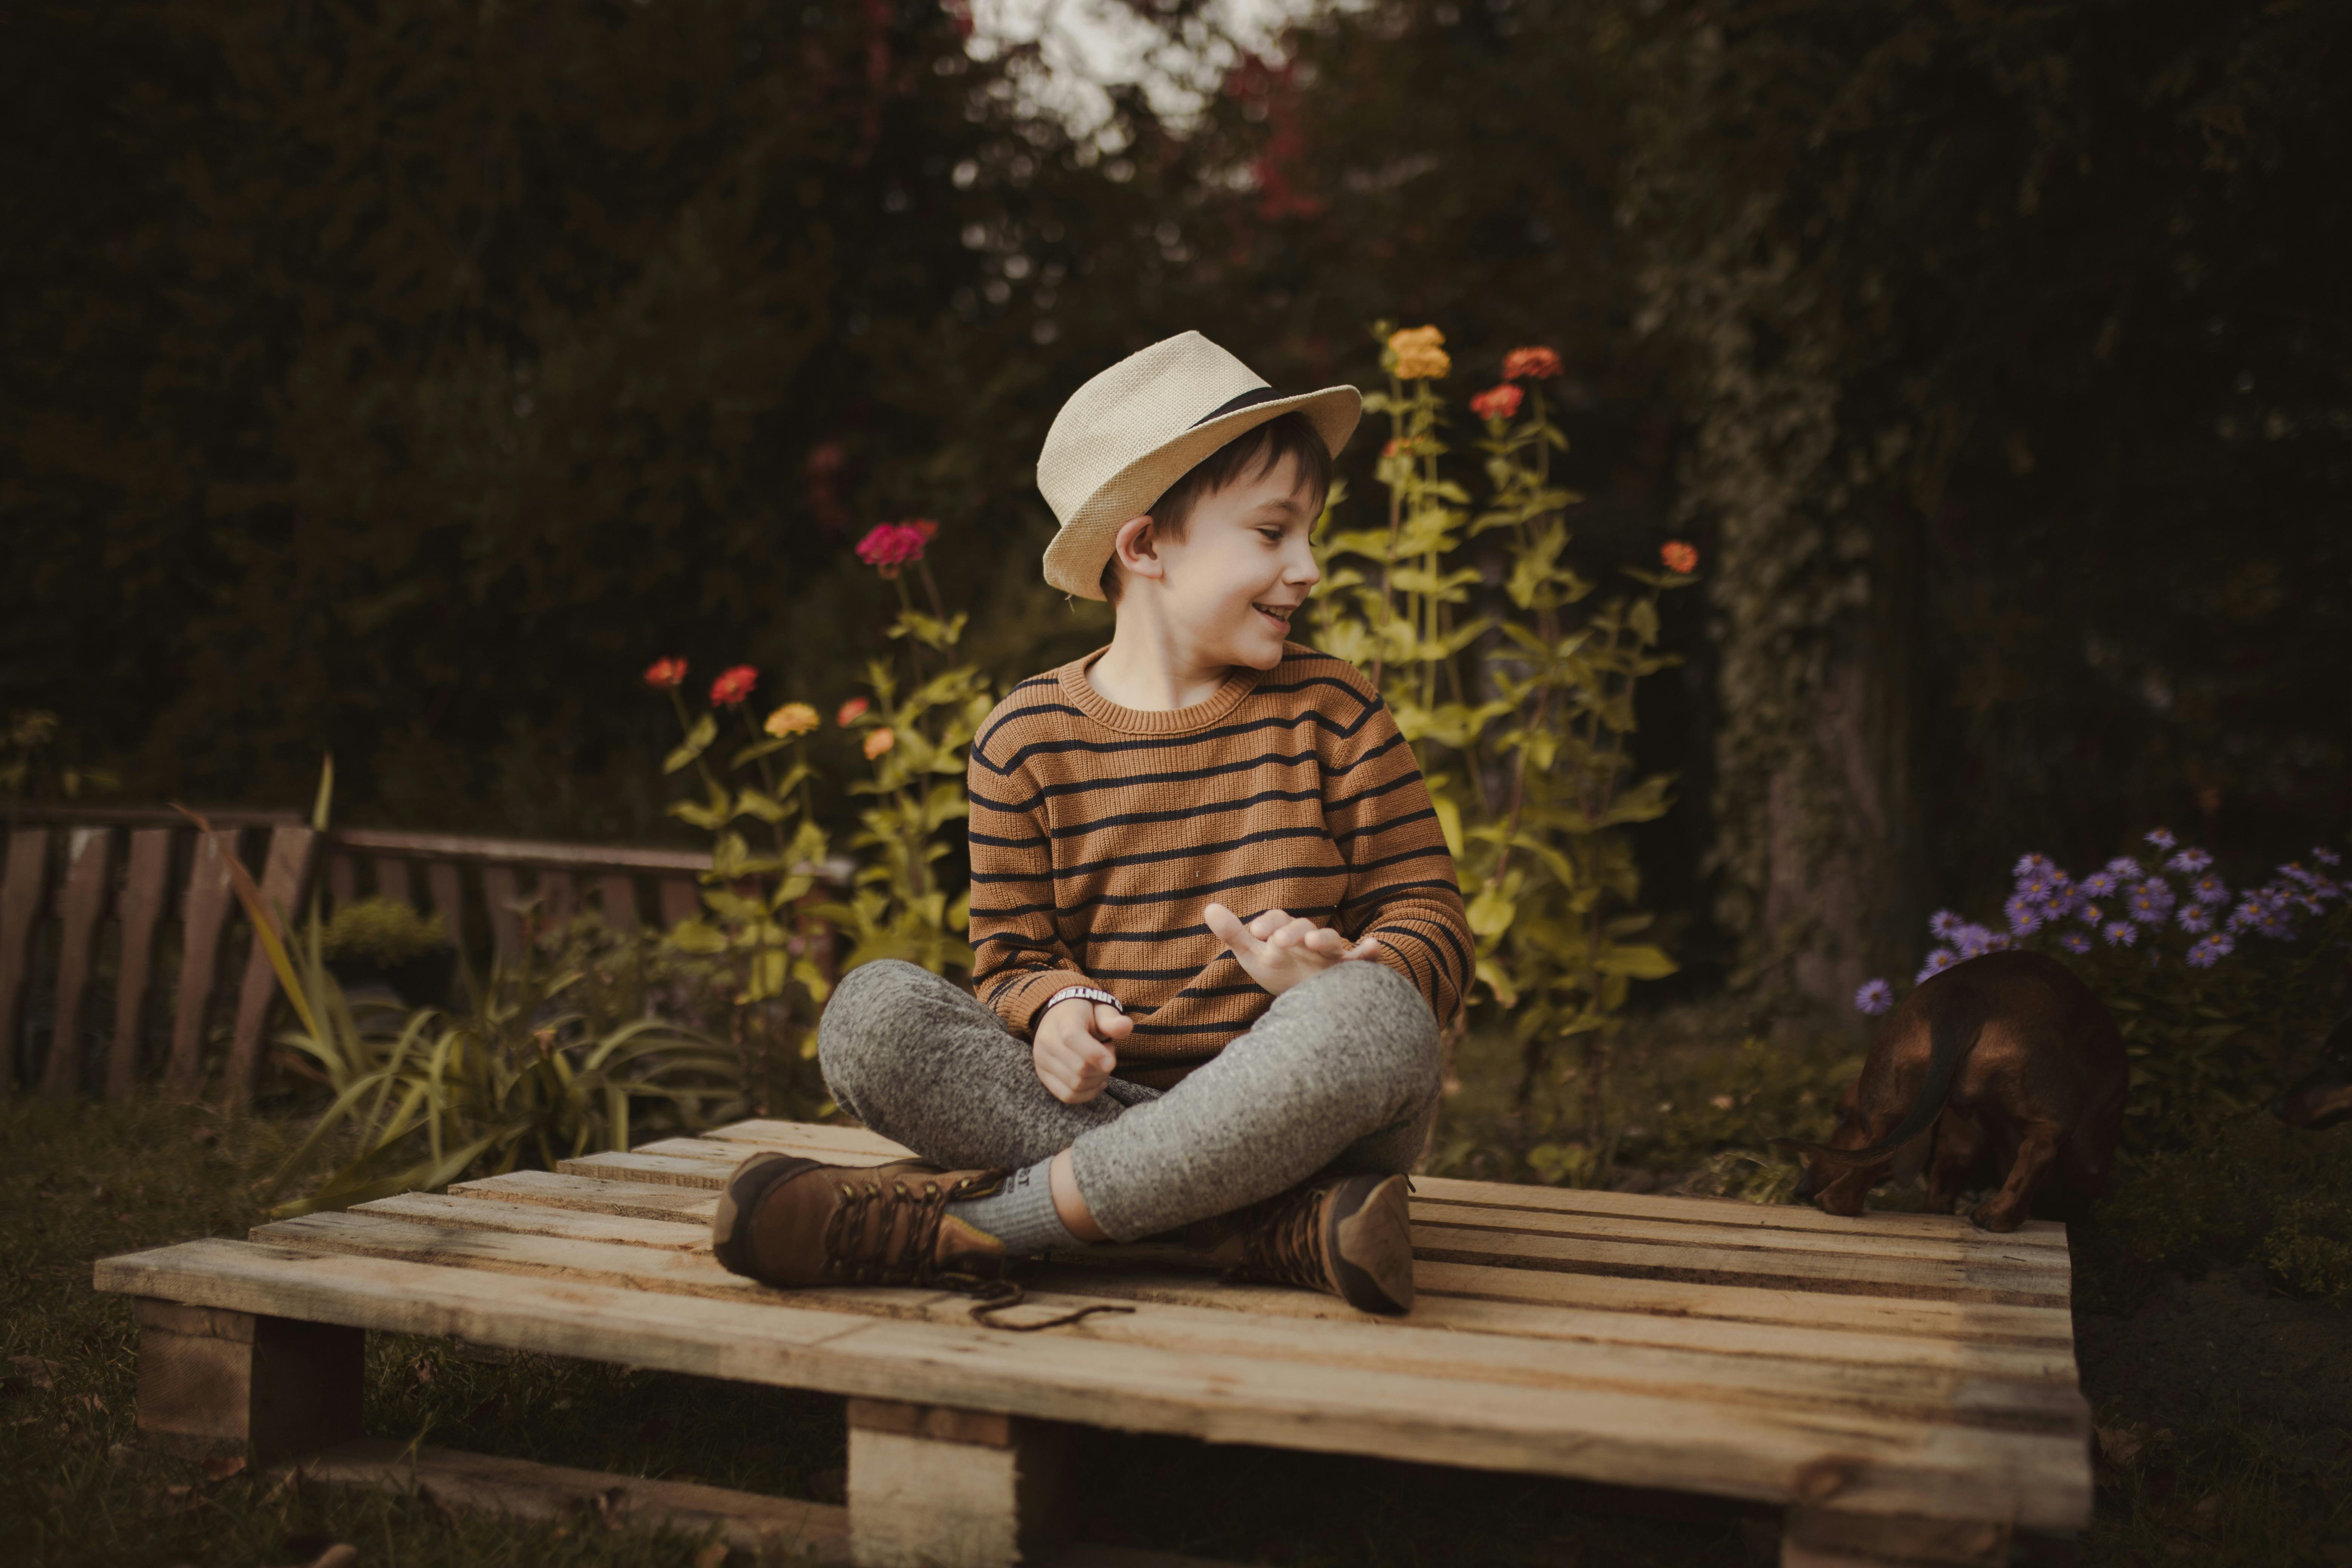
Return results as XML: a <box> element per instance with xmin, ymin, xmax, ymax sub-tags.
<box><xmin>1770</xmin><ymin>989</ymin><xmax>1985</xmax><ymax>1169</ymax></box>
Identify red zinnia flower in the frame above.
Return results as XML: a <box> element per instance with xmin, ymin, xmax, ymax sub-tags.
<box><xmin>836</xmin><ymin>696</ymin><xmax>871</xmax><ymax>727</ymax></box>
<box><xmin>1469</xmin><ymin>384</ymin><xmax>1524</xmax><ymax>423</ymax></box>
<box><xmin>1502</xmin><ymin>346</ymin><xmax>1562</xmax><ymax>381</ymax></box>
<box><xmin>709</xmin><ymin>665</ymin><xmax>758</xmax><ymax>707</ymax></box>
<box><xmin>643</xmin><ymin>657</ymin><xmax>688</xmax><ymax>691</ymax></box>
<box><xmin>855</xmin><ymin>521</ymin><xmax>933</xmax><ymax>579</ymax></box>
<box><xmin>1660</xmin><ymin>541</ymin><xmax>1699</xmax><ymax>574</ymax></box>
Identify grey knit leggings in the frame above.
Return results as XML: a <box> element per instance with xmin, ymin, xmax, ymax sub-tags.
<box><xmin>816</xmin><ymin>959</ymin><xmax>1443</xmax><ymax>1242</ymax></box>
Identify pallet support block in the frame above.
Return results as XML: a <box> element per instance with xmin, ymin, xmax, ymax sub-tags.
<box><xmin>848</xmin><ymin>1398</ymin><xmax>1078</xmax><ymax>1568</ymax></box>
<box><xmin>1782</xmin><ymin>1506</ymin><xmax>2014</xmax><ymax>1567</ymax></box>
<box><xmin>132</xmin><ymin>1297</ymin><xmax>362</xmax><ymax>1462</ymax></box>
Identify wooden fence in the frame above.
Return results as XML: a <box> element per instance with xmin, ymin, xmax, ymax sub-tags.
<box><xmin>0</xmin><ymin>807</ymin><xmax>740</xmax><ymax>1106</ymax></box>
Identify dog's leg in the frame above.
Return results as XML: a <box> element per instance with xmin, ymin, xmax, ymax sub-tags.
<box><xmin>1969</xmin><ymin>1122</ymin><xmax>2059</xmax><ymax>1232</ymax></box>
<box><xmin>1923</xmin><ymin>1112</ymin><xmax>1983</xmax><ymax>1214</ymax></box>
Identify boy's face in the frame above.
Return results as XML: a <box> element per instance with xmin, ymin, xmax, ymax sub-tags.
<box><xmin>1144</xmin><ymin>454</ymin><xmax>1323</xmax><ymax>671</ymax></box>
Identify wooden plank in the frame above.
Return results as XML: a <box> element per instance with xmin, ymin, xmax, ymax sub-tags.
<box><xmin>596</xmin><ymin>873</ymin><xmax>640</xmax><ymax>932</ymax></box>
<box><xmin>700</xmin><ymin>1119</ymin><xmax>919</xmax><ymax>1157</ymax></box>
<box><xmin>372</xmin><ymin>857</ymin><xmax>413</xmax><ymax>907</ymax></box>
<box><xmin>167</xmin><ymin>827</ymin><xmax>240</xmax><ymax>1096</ymax></box>
<box><xmin>41</xmin><ymin>826</ymin><xmax>112</xmax><ymax>1095</ymax></box>
<box><xmin>658</xmin><ymin>877</ymin><xmax>700</xmax><ymax>929</ymax></box>
<box><xmin>326</xmin><ymin>854</ymin><xmax>357</xmax><ymax>911</ymax></box>
<box><xmin>95</xmin><ymin>1238</ymin><xmax>2095</xmax><ymax>1529</ymax></box>
<box><xmin>331</xmin><ymin>827</ymin><xmax>710</xmax><ymax>875</ymax></box>
<box><xmin>224</xmin><ymin>825</ymin><xmax>318</xmax><ymax>1107</ymax></box>
<box><xmin>426</xmin><ymin>861</ymin><xmax>467</xmax><ymax>954</ymax></box>
<box><xmin>433</xmin><ymin>1179</ymin><xmax>2079</xmax><ymax>1381</ymax></box>
<box><xmin>849</xmin><ymin>1404</ymin><xmax>1075</xmax><ymax>1567</ymax></box>
<box><xmin>1411</xmin><ymin>1221</ymin><xmax>2064</xmax><ymax>1307</ymax></box>
<box><xmin>1782</xmin><ymin>1506</ymin><xmax>2011</xmax><ymax>1566</ymax></box>
<box><xmin>0</xmin><ymin>827</ymin><xmax>49</xmax><ymax>1091</ymax></box>
<box><xmin>286</xmin><ymin>1438</ymin><xmax>852</xmax><ymax>1562</ymax></box>
<box><xmin>481</xmin><ymin>865</ymin><xmax>522</xmax><ymax>963</ymax></box>
<box><xmin>249</xmin><ymin>1210</ymin><xmax>2086</xmax><ymax>1436</ymax></box>
<box><xmin>536</xmin><ymin>869</ymin><xmax>577</xmax><ymax>926</ymax></box>
<box><xmin>107</xmin><ymin>828</ymin><xmax>172</xmax><ymax>1098</ymax></box>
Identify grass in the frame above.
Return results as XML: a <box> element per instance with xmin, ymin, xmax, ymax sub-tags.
<box><xmin>6</xmin><ymin>1020</ymin><xmax>2351</xmax><ymax>1566</ymax></box>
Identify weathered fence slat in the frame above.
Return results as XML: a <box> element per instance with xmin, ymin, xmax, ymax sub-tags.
<box><xmin>598</xmin><ymin>874</ymin><xmax>640</xmax><ymax>933</ymax></box>
<box><xmin>426</xmin><ymin>862</ymin><xmax>466</xmax><ymax>955</ymax></box>
<box><xmin>481</xmin><ymin>866</ymin><xmax>522</xmax><ymax>963</ymax></box>
<box><xmin>224</xmin><ymin>827</ymin><xmax>318</xmax><ymax>1106</ymax></box>
<box><xmin>0</xmin><ymin>828</ymin><xmax>49</xmax><ymax>1090</ymax></box>
<box><xmin>659</xmin><ymin>878</ymin><xmax>700</xmax><ymax>929</ymax></box>
<box><xmin>167</xmin><ymin>828</ymin><xmax>241</xmax><ymax>1096</ymax></box>
<box><xmin>373</xmin><ymin>858</ymin><xmax>412</xmax><ymax>907</ymax></box>
<box><xmin>108</xmin><ymin>828</ymin><xmax>173</xmax><ymax>1099</ymax></box>
<box><xmin>42</xmin><ymin>827</ymin><xmax>114</xmax><ymax>1095</ymax></box>
<box><xmin>537</xmin><ymin>870</ymin><xmax>577</xmax><ymax>927</ymax></box>
<box><xmin>327</xmin><ymin>855</ymin><xmax>358</xmax><ymax>911</ymax></box>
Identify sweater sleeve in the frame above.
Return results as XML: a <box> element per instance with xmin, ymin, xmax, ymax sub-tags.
<box><xmin>965</xmin><ymin>727</ymin><xmax>1109</xmax><ymax>1037</ymax></box>
<box><xmin>1321</xmin><ymin>678</ymin><xmax>1473</xmax><ymax>1026</ymax></box>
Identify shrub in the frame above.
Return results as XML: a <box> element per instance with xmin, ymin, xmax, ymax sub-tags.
<box><xmin>318</xmin><ymin>896</ymin><xmax>449</xmax><ymax>969</ymax></box>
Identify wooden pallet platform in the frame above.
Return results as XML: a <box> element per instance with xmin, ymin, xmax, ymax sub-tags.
<box><xmin>95</xmin><ymin>1118</ymin><xmax>2092</xmax><ymax>1566</ymax></box>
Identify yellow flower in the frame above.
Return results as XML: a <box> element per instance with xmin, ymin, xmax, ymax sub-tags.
<box><xmin>863</xmin><ymin>727</ymin><xmax>896</xmax><ymax>760</ymax></box>
<box><xmin>1388</xmin><ymin>325</ymin><xmax>1450</xmax><ymax>380</ymax></box>
<box><xmin>763</xmin><ymin>701</ymin><xmax>819</xmax><ymax>738</ymax></box>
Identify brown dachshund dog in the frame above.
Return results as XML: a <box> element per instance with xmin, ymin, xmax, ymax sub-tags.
<box><xmin>2274</xmin><ymin>1014</ymin><xmax>2352</xmax><ymax>1130</ymax></box>
<box><xmin>1774</xmin><ymin>950</ymin><xmax>2130</xmax><ymax>1231</ymax></box>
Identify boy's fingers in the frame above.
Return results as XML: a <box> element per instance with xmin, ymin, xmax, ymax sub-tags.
<box><xmin>1344</xmin><ymin>936</ymin><xmax>1384</xmax><ymax>961</ymax></box>
<box><xmin>1269</xmin><ymin>916</ymin><xmax>1318</xmax><ymax>949</ymax></box>
<box><xmin>1204</xmin><ymin>902</ymin><xmax>1257</xmax><ymax>951</ymax></box>
<box><xmin>1093</xmin><ymin>1004</ymin><xmax>1132</xmax><ymax>1040</ymax></box>
<box><xmin>1302</xmin><ymin>926</ymin><xmax>1352</xmax><ymax>955</ymax></box>
<box><xmin>1247</xmin><ymin>908</ymin><xmax>1289</xmax><ymax>939</ymax></box>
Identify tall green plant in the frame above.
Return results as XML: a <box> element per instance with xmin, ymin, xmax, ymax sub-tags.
<box><xmin>1311</xmin><ymin>324</ymin><xmax>1695</xmax><ymax>1182</ymax></box>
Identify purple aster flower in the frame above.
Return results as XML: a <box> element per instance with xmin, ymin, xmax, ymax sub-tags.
<box><xmin>2080</xmin><ymin>870</ymin><xmax>2119</xmax><ymax>899</ymax></box>
<box><xmin>1956</xmin><ymin>923</ymin><xmax>1997</xmax><ymax>958</ymax></box>
<box><xmin>2059</xmin><ymin>931</ymin><xmax>2093</xmax><ymax>954</ymax></box>
<box><xmin>2004</xmin><ymin>893</ymin><xmax>2045</xmax><ymax>935</ymax></box>
<box><xmin>2177</xmin><ymin>903</ymin><xmax>2213</xmax><ymax>934</ymax></box>
<box><xmin>2076</xmin><ymin>902</ymin><xmax>2105</xmax><ymax>926</ymax></box>
<box><xmin>2013</xmin><ymin>853</ymin><xmax>2055</xmax><ymax>884</ymax></box>
<box><xmin>1917</xmin><ymin>948</ymin><xmax>1959</xmax><ymax>982</ymax></box>
<box><xmin>2186</xmin><ymin>932</ymin><xmax>2233</xmax><ymax>968</ymax></box>
<box><xmin>2144</xmin><ymin>828</ymin><xmax>2177</xmax><ymax>852</ymax></box>
<box><xmin>2167</xmin><ymin>848</ymin><xmax>2212</xmax><ymax>875</ymax></box>
<box><xmin>2228</xmin><ymin>900</ymin><xmax>2261</xmax><ymax>932</ymax></box>
<box><xmin>1928</xmin><ymin>909</ymin><xmax>1966</xmax><ymax>941</ymax></box>
<box><xmin>2282</xmin><ymin>865</ymin><xmax>2318</xmax><ymax>890</ymax></box>
<box><xmin>2127</xmin><ymin>881</ymin><xmax>2174</xmax><ymax>925</ymax></box>
<box><xmin>2317</xmin><ymin>847</ymin><xmax>2342</xmax><ymax>867</ymax></box>
<box><xmin>2103</xmin><ymin>920</ymin><xmax>2138</xmax><ymax>947</ymax></box>
<box><xmin>2191</xmin><ymin>874</ymin><xmax>2229</xmax><ymax>906</ymax></box>
<box><xmin>2105</xmin><ymin>856</ymin><xmax>2145</xmax><ymax>882</ymax></box>
<box><xmin>1854</xmin><ymin>978</ymin><xmax>1895</xmax><ymax>1016</ymax></box>
<box><xmin>2254</xmin><ymin>906</ymin><xmax>2295</xmax><ymax>940</ymax></box>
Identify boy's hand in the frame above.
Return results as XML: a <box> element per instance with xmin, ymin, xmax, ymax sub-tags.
<box><xmin>1204</xmin><ymin>902</ymin><xmax>1382</xmax><ymax>998</ymax></box>
<box><xmin>1033</xmin><ymin>995</ymin><xmax>1133</xmax><ymax>1104</ymax></box>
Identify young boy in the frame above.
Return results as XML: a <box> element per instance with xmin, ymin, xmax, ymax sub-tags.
<box><xmin>711</xmin><ymin>331</ymin><xmax>1471</xmax><ymax>1314</ymax></box>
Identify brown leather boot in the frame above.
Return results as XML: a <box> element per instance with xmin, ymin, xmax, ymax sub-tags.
<box><xmin>1185</xmin><ymin>1172</ymin><xmax>1416</xmax><ymax>1315</ymax></box>
<box><xmin>711</xmin><ymin>1150</ymin><xmax>1010</xmax><ymax>1289</ymax></box>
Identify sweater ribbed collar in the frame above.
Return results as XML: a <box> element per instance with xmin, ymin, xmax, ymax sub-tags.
<box><xmin>1059</xmin><ymin>645</ymin><xmax>1265</xmax><ymax>735</ymax></box>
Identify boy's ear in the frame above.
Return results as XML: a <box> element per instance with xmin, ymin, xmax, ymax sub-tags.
<box><xmin>1112</xmin><ymin>514</ymin><xmax>1165</xmax><ymax>583</ymax></box>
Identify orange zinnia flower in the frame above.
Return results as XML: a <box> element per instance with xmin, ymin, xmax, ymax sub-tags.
<box><xmin>1388</xmin><ymin>323</ymin><xmax>1450</xmax><ymax>381</ymax></box>
<box><xmin>863</xmin><ymin>727</ymin><xmax>896</xmax><ymax>760</ymax></box>
<box><xmin>1502</xmin><ymin>346</ymin><xmax>1563</xmax><ymax>381</ymax></box>
<box><xmin>836</xmin><ymin>696</ymin><xmax>871</xmax><ymax>727</ymax></box>
<box><xmin>1469</xmin><ymin>384</ymin><xmax>1523</xmax><ymax>423</ymax></box>
<box><xmin>709</xmin><ymin>665</ymin><xmax>758</xmax><ymax>707</ymax></box>
<box><xmin>643</xmin><ymin>657</ymin><xmax>688</xmax><ymax>690</ymax></box>
<box><xmin>764</xmin><ymin>702</ymin><xmax>819</xmax><ymax>738</ymax></box>
<box><xmin>1660</xmin><ymin>541</ymin><xmax>1700</xmax><ymax>574</ymax></box>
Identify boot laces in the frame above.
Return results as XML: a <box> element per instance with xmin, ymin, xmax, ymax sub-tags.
<box><xmin>1232</xmin><ymin>1182</ymin><xmax>1328</xmax><ymax>1289</ymax></box>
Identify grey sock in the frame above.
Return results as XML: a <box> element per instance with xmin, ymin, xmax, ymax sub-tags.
<box><xmin>947</xmin><ymin>1159</ymin><xmax>1080</xmax><ymax>1256</ymax></box>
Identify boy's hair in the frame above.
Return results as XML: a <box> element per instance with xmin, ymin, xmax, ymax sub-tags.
<box><xmin>1098</xmin><ymin>410</ymin><xmax>1334</xmax><ymax>602</ymax></box>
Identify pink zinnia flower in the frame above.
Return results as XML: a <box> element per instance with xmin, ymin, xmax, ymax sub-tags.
<box><xmin>709</xmin><ymin>665</ymin><xmax>758</xmax><ymax>708</ymax></box>
<box><xmin>643</xmin><ymin>657</ymin><xmax>688</xmax><ymax>690</ymax></box>
<box><xmin>863</xmin><ymin>727</ymin><xmax>896</xmax><ymax>760</ymax></box>
<box><xmin>856</xmin><ymin>521</ymin><xmax>934</xmax><ymax>579</ymax></box>
<box><xmin>1469</xmin><ymin>384</ymin><xmax>1523</xmax><ymax>423</ymax></box>
<box><xmin>1661</xmin><ymin>541</ymin><xmax>1699</xmax><ymax>574</ymax></box>
<box><xmin>1502</xmin><ymin>346</ymin><xmax>1562</xmax><ymax>381</ymax></box>
<box><xmin>836</xmin><ymin>697</ymin><xmax>871</xmax><ymax>727</ymax></box>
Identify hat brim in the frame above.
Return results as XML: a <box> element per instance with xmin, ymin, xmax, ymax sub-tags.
<box><xmin>1041</xmin><ymin>384</ymin><xmax>1363</xmax><ymax>600</ymax></box>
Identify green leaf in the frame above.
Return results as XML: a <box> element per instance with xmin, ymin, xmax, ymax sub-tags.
<box><xmin>1593</xmin><ymin>943</ymin><xmax>1677</xmax><ymax>980</ymax></box>
<box><xmin>663</xmin><ymin>714</ymin><xmax>718</xmax><ymax>775</ymax></box>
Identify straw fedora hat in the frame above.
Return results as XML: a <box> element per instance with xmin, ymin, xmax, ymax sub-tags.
<box><xmin>1037</xmin><ymin>331</ymin><xmax>1361</xmax><ymax>599</ymax></box>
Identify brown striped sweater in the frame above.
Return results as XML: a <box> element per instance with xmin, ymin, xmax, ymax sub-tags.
<box><xmin>966</xmin><ymin>643</ymin><xmax>1472</xmax><ymax>1086</ymax></box>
